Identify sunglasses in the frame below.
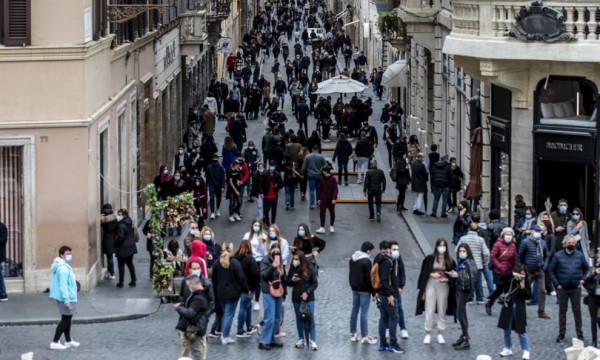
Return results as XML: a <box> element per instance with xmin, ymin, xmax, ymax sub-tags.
<box><xmin>272</xmin><ymin>252</ymin><xmax>281</xmax><ymax>256</ymax></box>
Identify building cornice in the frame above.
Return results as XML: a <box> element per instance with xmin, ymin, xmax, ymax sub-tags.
<box><xmin>0</xmin><ymin>36</ymin><xmax>114</xmax><ymax>62</ymax></box>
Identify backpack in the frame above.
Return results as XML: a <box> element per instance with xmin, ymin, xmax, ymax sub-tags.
<box><xmin>370</xmin><ymin>258</ymin><xmax>392</xmax><ymax>290</ymax></box>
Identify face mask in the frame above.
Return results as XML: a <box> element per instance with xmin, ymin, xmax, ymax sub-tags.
<box><xmin>203</xmin><ymin>235</ymin><xmax>212</xmax><ymax>242</ymax></box>
<box><xmin>258</xmin><ymin>168</ymin><xmax>264</xmax><ymax>173</ymax></box>
<box><xmin>298</xmin><ymin>230</ymin><xmax>306</xmax><ymax>237</ymax></box>
<box><xmin>253</xmin><ymin>225</ymin><xmax>261</xmax><ymax>233</ymax></box>
<box><xmin>559</xmin><ymin>205</ymin><xmax>567</xmax><ymax>213</ymax></box>
<box><xmin>116</xmin><ymin>215</ymin><xmax>124</xmax><ymax>222</ymax></box>
<box><xmin>292</xmin><ymin>260</ymin><xmax>300</xmax><ymax>267</ymax></box>
<box><xmin>163</xmin><ymin>169</ymin><xmax>169</xmax><ymax>175</ymax></box>
<box><xmin>391</xmin><ymin>250</ymin><xmax>400</xmax><ymax>259</ymax></box>
<box><xmin>524</xmin><ymin>214</ymin><xmax>532</xmax><ymax>220</ymax></box>
<box><xmin>191</xmin><ymin>270</ymin><xmax>201</xmax><ymax>277</ymax></box>
<box><xmin>458</xmin><ymin>252</ymin><xmax>467</xmax><ymax>260</ymax></box>
<box><xmin>190</xmin><ymin>229</ymin><xmax>198</xmax><ymax>235</ymax></box>
<box><xmin>504</xmin><ymin>235</ymin><xmax>513</xmax><ymax>243</ymax></box>
<box><xmin>195</xmin><ymin>182</ymin><xmax>201</xmax><ymax>186</ymax></box>
<box><xmin>566</xmin><ymin>244</ymin><xmax>576</xmax><ymax>252</ymax></box>
<box><xmin>269</xmin><ymin>166</ymin><xmax>276</xmax><ymax>171</ymax></box>
<box><xmin>179</xmin><ymin>150</ymin><xmax>184</xmax><ymax>154</ymax></box>
<box><xmin>437</xmin><ymin>246</ymin><xmax>446</xmax><ymax>254</ymax></box>
<box><xmin>249</xmin><ymin>146</ymin><xmax>255</xmax><ymax>150</ymax></box>
<box><xmin>269</xmin><ymin>232</ymin><xmax>277</xmax><ymax>240</ymax></box>
<box><xmin>532</xmin><ymin>232</ymin><xmax>541</xmax><ymax>240</ymax></box>
<box><xmin>65</xmin><ymin>254</ymin><xmax>72</xmax><ymax>263</ymax></box>
<box><xmin>573</xmin><ymin>215</ymin><xmax>580</xmax><ymax>221</ymax></box>
<box><xmin>174</xmin><ymin>176</ymin><xmax>181</xmax><ymax>181</ymax></box>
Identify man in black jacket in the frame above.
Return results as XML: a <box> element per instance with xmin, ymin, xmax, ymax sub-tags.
<box><xmin>0</xmin><ymin>221</ymin><xmax>7</xmax><ymax>301</ymax></box>
<box><xmin>175</xmin><ymin>275</ymin><xmax>210</xmax><ymax>359</ymax></box>
<box><xmin>487</xmin><ymin>209</ymin><xmax>508</xmax><ymax>246</ymax></box>
<box><xmin>332</xmin><ymin>133</ymin><xmax>353</xmax><ymax>186</ymax></box>
<box><xmin>349</xmin><ymin>241</ymin><xmax>375</xmax><ymax>343</ymax></box>
<box><xmin>429</xmin><ymin>155</ymin><xmax>453</xmax><ymax>218</ymax></box>
<box><xmin>394</xmin><ymin>152</ymin><xmax>411</xmax><ymax>212</ymax></box>
<box><xmin>364</xmin><ymin>160</ymin><xmax>386</xmax><ymax>222</ymax></box>
<box><xmin>375</xmin><ymin>241</ymin><xmax>404</xmax><ymax>353</ymax></box>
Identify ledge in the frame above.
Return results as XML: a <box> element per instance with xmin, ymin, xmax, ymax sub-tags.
<box><xmin>0</xmin><ymin>36</ymin><xmax>113</xmax><ymax>62</ymax></box>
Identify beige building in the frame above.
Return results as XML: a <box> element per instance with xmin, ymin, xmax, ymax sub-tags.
<box><xmin>0</xmin><ymin>0</ymin><xmax>236</xmax><ymax>293</ymax></box>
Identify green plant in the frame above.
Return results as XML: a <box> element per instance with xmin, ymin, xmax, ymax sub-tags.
<box><xmin>377</xmin><ymin>11</ymin><xmax>403</xmax><ymax>39</ymax></box>
<box><xmin>143</xmin><ymin>184</ymin><xmax>195</xmax><ymax>293</ymax></box>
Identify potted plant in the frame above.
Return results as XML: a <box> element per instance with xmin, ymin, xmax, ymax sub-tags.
<box><xmin>377</xmin><ymin>11</ymin><xmax>404</xmax><ymax>40</ymax></box>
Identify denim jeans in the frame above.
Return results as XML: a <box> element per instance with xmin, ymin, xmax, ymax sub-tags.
<box><xmin>0</xmin><ymin>267</ymin><xmax>5</xmax><ymax>296</ymax></box>
<box><xmin>260</xmin><ymin>293</ymin><xmax>283</xmax><ymax>345</ymax></box>
<box><xmin>237</xmin><ymin>295</ymin><xmax>253</xmax><ymax>331</ymax></box>
<box><xmin>337</xmin><ymin>160</ymin><xmax>349</xmax><ymax>183</ymax></box>
<box><xmin>378</xmin><ymin>295</ymin><xmax>398</xmax><ymax>346</ymax></box>
<box><xmin>105</xmin><ymin>253</ymin><xmax>115</xmax><ymax>276</ymax></box>
<box><xmin>239</xmin><ymin>184</ymin><xmax>247</xmax><ymax>205</ymax></box>
<box><xmin>503</xmin><ymin>302</ymin><xmax>529</xmax><ymax>351</ymax></box>
<box><xmin>475</xmin><ymin>269</ymin><xmax>485</xmax><ymax>302</ymax></box>
<box><xmin>357</xmin><ymin>157</ymin><xmax>369</xmax><ymax>181</ymax></box>
<box><xmin>431</xmin><ymin>187</ymin><xmax>450</xmax><ymax>216</ymax></box>
<box><xmin>293</xmin><ymin>301</ymin><xmax>316</xmax><ymax>341</ymax></box>
<box><xmin>208</xmin><ymin>184</ymin><xmax>222</xmax><ymax>213</ymax></box>
<box><xmin>285</xmin><ymin>185</ymin><xmax>296</xmax><ymax>207</ymax></box>
<box><xmin>396</xmin><ymin>294</ymin><xmax>406</xmax><ymax>331</ymax></box>
<box><xmin>530</xmin><ymin>271</ymin><xmax>546</xmax><ymax>313</ymax></box>
<box><xmin>350</xmin><ymin>291</ymin><xmax>371</xmax><ymax>337</ymax></box>
<box><xmin>276</xmin><ymin>92</ymin><xmax>285</xmax><ymax>108</ymax></box>
<box><xmin>482</xmin><ymin>262</ymin><xmax>496</xmax><ymax>295</ymax></box>
<box><xmin>308</xmin><ymin>175</ymin><xmax>321</xmax><ymax>207</ymax></box>
<box><xmin>220</xmin><ymin>299</ymin><xmax>240</xmax><ymax>338</ymax></box>
<box><xmin>367</xmin><ymin>190</ymin><xmax>382</xmax><ymax>219</ymax></box>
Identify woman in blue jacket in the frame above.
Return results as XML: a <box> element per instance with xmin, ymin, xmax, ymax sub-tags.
<box><xmin>49</xmin><ymin>245</ymin><xmax>79</xmax><ymax>350</ymax></box>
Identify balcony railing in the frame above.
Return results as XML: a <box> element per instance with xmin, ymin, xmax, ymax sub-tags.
<box><xmin>399</xmin><ymin>0</ymin><xmax>440</xmax><ymax>13</ymax></box>
<box><xmin>451</xmin><ymin>1</ymin><xmax>600</xmax><ymax>41</ymax></box>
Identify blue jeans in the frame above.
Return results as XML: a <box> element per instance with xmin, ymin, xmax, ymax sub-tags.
<box><xmin>0</xmin><ymin>267</ymin><xmax>5</xmax><ymax>296</ymax></box>
<box><xmin>482</xmin><ymin>262</ymin><xmax>496</xmax><ymax>295</ymax></box>
<box><xmin>308</xmin><ymin>175</ymin><xmax>320</xmax><ymax>207</ymax></box>
<box><xmin>260</xmin><ymin>293</ymin><xmax>282</xmax><ymax>345</ymax></box>
<box><xmin>431</xmin><ymin>187</ymin><xmax>450</xmax><ymax>215</ymax></box>
<box><xmin>105</xmin><ymin>254</ymin><xmax>114</xmax><ymax>276</ymax></box>
<box><xmin>239</xmin><ymin>184</ymin><xmax>247</xmax><ymax>205</ymax></box>
<box><xmin>337</xmin><ymin>160</ymin><xmax>349</xmax><ymax>183</ymax></box>
<box><xmin>293</xmin><ymin>301</ymin><xmax>316</xmax><ymax>341</ymax></box>
<box><xmin>285</xmin><ymin>185</ymin><xmax>296</xmax><ymax>207</ymax></box>
<box><xmin>237</xmin><ymin>295</ymin><xmax>253</xmax><ymax>331</ymax></box>
<box><xmin>350</xmin><ymin>291</ymin><xmax>371</xmax><ymax>337</ymax></box>
<box><xmin>220</xmin><ymin>299</ymin><xmax>239</xmax><ymax>338</ymax></box>
<box><xmin>396</xmin><ymin>294</ymin><xmax>406</xmax><ymax>331</ymax></box>
<box><xmin>475</xmin><ymin>269</ymin><xmax>484</xmax><ymax>302</ymax></box>
<box><xmin>503</xmin><ymin>302</ymin><xmax>529</xmax><ymax>351</ymax></box>
<box><xmin>378</xmin><ymin>295</ymin><xmax>398</xmax><ymax>346</ymax></box>
<box><xmin>276</xmin><ymin>92</ymin><xmax>285</xmax><ymax>108</ymax></box>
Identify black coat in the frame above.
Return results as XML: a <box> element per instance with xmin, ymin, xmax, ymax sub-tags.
<box><xmin>212</xmin><ymin>257</ymin><xmax>248</xmax><ymax>301</ymax></box>
<box><xmin>395</xmin><ymin>160</ymin><xmax>411</xmax><ymax>188</ymax></box>
<box><xmin>0</xmin><ymin>221</ymin><xmax>7</xmax><ymax>262</ymax></box>
<box><xmin>285</xmin><ymin>267</ymin><xmax>318</xmax><ymax>303</ymax></box>
<box><xmin>332</xmin><ymin>139</ymin><xmax>353</xmax><ymax>163</ymax></box>
<box><xmin>260</xmin><ymin>256</ymin><xmax>288</xmax><ymax>294</ymax></box>
<box><xmin>430</xmin><ymin>161</ymin><xmax>452</xmax><ymax>188</ymax></box>
<box><xmin>175</xmin><ymin>290</ymin><xmax>210</xmax><ymax>333</ymax></box>
<box><xmin>260</xmin><ymin>170</ymin><xmax>284</xmax><ymax>196</ymax></box>
<box><xmin>410</xmin><ymin>160</ymin><xmax>428</xmax><ymax>193</ymax></box>
<box><xmin>497</xmin><ymin>276</ymin><xmax>531</xmax><ymax>334</ymax></box>
<box><xmin>348</xmin><ymin>252</ymin><xmax>374</xmax><ymax>294</ymax></box>
<box><xmin>450</xmin><ymin>165</ymin><xmax>464</xmax><ymax>192</ymax></box>
<box><xmin>116</xmin><ymin>216</ymin><xmax>138</xmax><ymax>258</ymax></box>
<box><xmin>235</xmin><ymin>254</ymin><xmax>260</xmax><ymax>292</ymax></box>
<box><xmin>416</xmin><ymin>255</ymin><xmax>456</xmax><ymax>316</ymax></box>
<box><xmin>101</xmin><ymin>213</ymin><xmax>119</xmax><ymax>255</ymax></box>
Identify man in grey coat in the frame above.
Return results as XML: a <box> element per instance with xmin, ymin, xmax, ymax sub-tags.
<box><xmin>301</xmin><ymin>145</ymin><xmax>327</xmax><ymax>209</ymax></box>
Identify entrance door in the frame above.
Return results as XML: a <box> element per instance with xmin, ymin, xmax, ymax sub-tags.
<box><xmin>536</xmin><ymin>160</ymin><xmax>596</xmax><ymax>221</ymax></box>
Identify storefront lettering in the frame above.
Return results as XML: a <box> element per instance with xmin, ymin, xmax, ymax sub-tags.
<box><xmin>164</xmin><ymin>42</ymin><xmax>176</xmax><ymax>69</ymax></box>
<box><xmin>545</xmin><ymin>141</ymin><xmax>584</xmax><ymax>152</ymax></box>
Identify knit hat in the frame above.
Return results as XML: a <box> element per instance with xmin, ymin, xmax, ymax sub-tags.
<box><xmin>500</xmin><ymin>227</ymin><xmax>514</xmax><ymax>237</ymax></box>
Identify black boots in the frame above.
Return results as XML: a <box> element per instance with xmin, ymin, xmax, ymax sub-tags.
<box><xmin>452</xmin><ymin>336</ymin><xmax>470</xmax><ymax>350</ymax></box>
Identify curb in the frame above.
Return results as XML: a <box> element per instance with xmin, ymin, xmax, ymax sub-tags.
<box><xmin>0</xmin><ymin>312</ymin><xmax>154</xmax><ymax>327</ymax></box>
<box><xmin>399</xmin><ymin>211</ymin><xmax>433</xmax><ymax>256</ymax></box>
<box><xmin>335</xmin><ymin>199</ymin><xmax>395</xmax><ymax>204</ymax></box>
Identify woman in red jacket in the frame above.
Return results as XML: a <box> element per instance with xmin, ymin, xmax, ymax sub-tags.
<box><xmin>485</xmin><ymin>227</ymin><xmax>518</xmax><ymax>315</ymax></box>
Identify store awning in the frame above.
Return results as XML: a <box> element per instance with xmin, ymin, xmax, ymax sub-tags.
<box><xmin>381</xmin><ymin>59</ymin><xmax>408</xmax><ymax>87</ymax></box>
<box><xmin>335</xmin><ymin>9</ymin><xmax>347</xmax><ymax>20</ymax></box>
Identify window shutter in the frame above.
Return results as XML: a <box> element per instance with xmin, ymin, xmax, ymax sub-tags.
<box><xmin>3</xmin><ymin>0</ymin><xmax>30</xmax><ymax>46</ymax></box>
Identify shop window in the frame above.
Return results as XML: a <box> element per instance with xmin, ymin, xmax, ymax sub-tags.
<box><xmin>536</xmin><ymin>77</ymin><xmax>598</xmax><ymax>128</ymax></box>
<box><xmin>0</xmin><ymin>146</ymin><xmax>23</xmax><ymax>278</ymax></box>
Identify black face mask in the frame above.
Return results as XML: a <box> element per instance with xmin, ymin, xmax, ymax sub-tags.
<box><xmin>566</xmin><ymin>244</ymin><xmax>576</xmax><ymax>252</ymax></box>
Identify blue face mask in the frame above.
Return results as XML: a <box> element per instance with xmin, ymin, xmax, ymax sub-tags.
<box><xmin>269</xmin><ymin>166</ymin><xmax>276</xmax><ymax>171</ymax></box>
<box><xmin>458</xmin><ymin>252</ymin><xmax>467</xmax><ymax>260</ymax></box>
<box><xmin>572</xmin><ymin>215</ymin><xmax>580</xmax><ymax>221</ymax></box>
<box><xmin>269</xmin><ymin>232</ymin><xmax>277</xmax><ymax>240</ymax></box>
<box><xmin>525</xmin><ymin>214</ymin><xmax>532</xmax><ymax>220</ymax></box>
<box><xmin>191</xmin><ymin>270</ymin><xmax>201</xmax><ymax>277</ymax></box>
<box><xmin>65</xmin><ymin>254</ymin><xmax>72</xmax><ymax>263</ymax></box>
<box><xmin>253</xmin><ymin>226</ymin><xmax>261</xmax><ymax>233</ymax></box>
<box><xmin>174</xmin><ymin>176</ymin><xmax>181</xmax><ymax>181</ymax></box>
<box><xmin>391</xmin><ymin>250</ymin><xmax>399</xmax><ymax>259</ymax></box>
<box><xmin>559</xmin><ymin>205</ymin><xmax>567</xmax><ymax>213</ymax></box>
<box><xmin>298</xmin><ymin>230</ymin><xmax>306</xmax><ymax>237</ymax></box>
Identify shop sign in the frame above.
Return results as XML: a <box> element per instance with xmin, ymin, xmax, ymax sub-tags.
<box><xmin>155</xmin><ymin>28</ymin><xmax>181</xmax><ymax>88</ymax></box>
<box><xmin>535</xmin><ymin>132</ymin><xmax>594</xmax><ymax>161</ymax></box>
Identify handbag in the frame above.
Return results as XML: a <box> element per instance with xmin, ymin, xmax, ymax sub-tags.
<box><xmin>299</xmin><ymin>300</ymin><xmax>312</xmax><ymax>321</ymax></box>
<box><xmin>269</xmin><ymin>278</ymin><xmax>284</xmax><ymax>298</ymax></box>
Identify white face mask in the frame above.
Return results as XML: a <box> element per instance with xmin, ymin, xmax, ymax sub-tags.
<box><xmin>292</xmin><ymin>260</ymin><xmax>300</xmax><ymax>267</ymax></box>
<box><xmin>504</xmin><ymin>235</ymin><xmax>513</xmax><ymax>243</ymax></box>
<box><xmin>116</xmin><ymin>215</ymin><xmax>124</xmax><ymax>222</ymax></box>
<box><xmin>437</xmin><ymin>246</ymin><xmax>446</xmax><ymax>254</ymax></box>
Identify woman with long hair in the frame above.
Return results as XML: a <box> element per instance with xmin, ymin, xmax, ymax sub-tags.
<box><xmin>258</xmin><ymin>244</ymin><xmax>287</xmax><ymax>350</ymax></box>
<box><xmin>497</xmin><ymin>263</ymin><xmax>532</xmax><ymax>359</ymax></box>
<box><xmin>292</xmin><ymin>223</ymin><xmax>326</xmax><ymax>270</ymax></box>
<box><xmin>211</xmin><ymin>241</ymin><xmax>249</xmax><ymax>345</ymax></box>
<box><xmin>567</xmin><ymin>207</ymin><xmax>591</xmax><ymax>264</ymax></box>
<box><xmin>267</xmin><ymin>224</ymin><xmax>291</xmax><ymax>267</ymax></box>
<box><xmin>192</xmin><ymin>176</ymin><xmax>208</xmax><ymax>228</ymax></box>
<box><xmin>243</xmin><ymin>219</ymin><xmax>269</xmax><ymax>310</ymax></box>
<box><xmin>286</xmin><ymin>251</ymin><xmax>319</xmax><ymax>350</ymax></box>
<box><xmin>416</xmin><ymin>238</ymin><xmax>456</xmax><ymax>345</ymax></box>
<box><xmin>234</xmin><ymin>240</ymin><xmax>260</xmax><ymax>338</ymax></box>
<box><xmin>153</xmin><ymin>165</ymin><xmax>172</xmax><ymax>200</ymax></box>
<box><xmin>446</xmin><ymin>243</ymin><xmax>477</xmax><ymax>350</ymax></box>
<box><xmin>447</xmin><ymin>157</ymin><xmax>464</xmax><ymax>213</ymax></box>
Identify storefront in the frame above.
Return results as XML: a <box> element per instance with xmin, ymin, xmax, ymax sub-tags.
<box><xmin>489</xmin><ymin>84</ymin><xmax>512</xmax><ymax>224</ymax></box>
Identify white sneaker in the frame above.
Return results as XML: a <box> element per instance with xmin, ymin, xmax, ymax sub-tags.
<box><xmin>295</xmin><ymin>339</ymin><xmax>306</xmax><ymax>348</ymax></box>
<box><xmin>329</xmin><ymin>226</ymin><xmax>335</xmax><ymax>233</ymax></box>
<box><xmin>423</xmin><ymin>334</ymin><xmax>431</xmax><ymax>345</ymax></box>
<box><xmin>65</xmin><ymin>340</ymin><xmax>80</xmax><ymax>348</ymax></box>
<box><xmin>233</xmin><ymin>214</ymin><xmax>242</xmax><ymax>221</ymax></box>
<box><xmin>210</xmin><ymin>213</ymin><xmax>216</xmax><ymax>220</ymax></box>
<box><xmin>216</xmin><ymin>210</ymin><xmax>221</xmax><ymax>217</ymax></box>
<box><xmin>50</xmin><ymin>342</ymin><xmax>67</xmax><ymax>350</ymax></box>
<box><xmin>522</xmin><ymin>350</ymin><xmax>530</xmax><ymax>360</ymax></box>
<box><xmin>499</xmin><ymin>348</ymin><xmax>513</xmax><ymax>357</ymax></box>
<box><xmin>253</xmin><ymin>301</ymin><xmax>260</xmax><ymax>311</ymax></box>
<box><xmin>437</xmin><ymin>334</ymin><xmax>445</xmax><ymax>344</ymax></box>
<box><xmin>310</xmin><ymin>340</ymin><xmax>318</xmax><ymax>350</ymax></box>
<box><xmin>400</xmin><ymin>329</ymin><xmax>409</xmax><ymax>339</ymax></box>
<box><xmin>350</xmin><ymin>333</ymin><xmax>360</xmax><ymax>342</ymax></box>
<box><xmin>316</xmin><ymin>227</ymin><xmax>326</xmax><ymax>234</ymax></box>
<box><xmin>356</xmin><ymin>179</ymin><xmax>362</xmax><ymax>184</ymax></box>
<box><xmin>229</xmin><ymin>216</ymin><xmax>236</xmax><ymax>222</ymax></box>
<box><xmin>550</xmin><ymin>291</ymin><xmax>557</xmax><ymax>296</ymax></box>
<box><xmin>221</xmin><ymin>337</ymin><xmax>235</xmax><ymax>345</ymax></box>
<box><xmin>361</xmin><ymin>336</ymin><xmax>378</xmax><ymax>344</ymax></box>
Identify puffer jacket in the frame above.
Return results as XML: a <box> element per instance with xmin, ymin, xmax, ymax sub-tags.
<box><xmin>430</xmin><ymin>161</ymin><xmax>452</xmax><ymax>188</ymax></box>
<box><xmin>517</xmin><ymin>236</ymin><xmax>548</xmax><ymax>273</ymax></box>
<box><xmin>363</xmin><ymin>168</ymin><xmax>386</xmax><ymax>193</ymax></box>
<box><xmin>549</xmin><ymin>249</ymin><xmax>590</xmax><ymax>290</ymax></box>
<box><xmin>116</xmin><ymin>216</ymin><xmax>138</xmax><ymax>258</ymax></box>
<box><xmin>354</xmin><ymin>138</ymin><xmax>374</xmax><ymax>158</ymax></box>
<box><xmin>332</xmin><ymin>138</ymin><xmax>353</xmax><ymax>163</ymax></box>
<box><xmin>490</xmin><ymin>239</ymin><xmax>517</xmax><ymax>274</ymax></box>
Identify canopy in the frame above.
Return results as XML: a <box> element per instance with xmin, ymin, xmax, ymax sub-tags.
<box><xmin>314</xmin><ymin>75</ymin><xmax>365</xmax><ymax>94</ymax></box>
<box><xmin>381</xmin><ymin>59</ymin><xmax>408</xmax><ymax>87</ymax></box>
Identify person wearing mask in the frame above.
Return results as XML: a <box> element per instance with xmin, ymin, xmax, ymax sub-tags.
<box><xmin>383</xmin><ymin>118</ymin><xmax>399</xmax><ymax>168</ymax></box>
<box><xmin>497</xmin><ymin>264</ymin><xmax>532</xmax><ymax>359</ymax></box>
<box><xmin>233</xmin><ymin>240</ymin><xmax>259</xmax><ymax>338</ymax></box>
<box><xmin>243</xmin><ymin>219</ymin><xmax>269</xmax><ymax>311</ymax></box>
<box><xmin>232</xmin><ymin>153</ymin><xmax>250</xmax><ymax>206</ymax></box>
<box><xmin>407</xmin><ymin>135</ymin><xmax>420</xmax><ymax>161</ymax></box>
<box><xmin>354</xmin><ymin>132</ymin><xmax>375</xmax><ymax>184</ymax></box>
<box><xmin>517</xmin><ymin>224</ymin><xmax>551</xmax><ymax>319</ymax></box>
<box><xmin>456</xmin><ymin>222</ymin><xmax>490</xmax><ymax>304</ymax></box>
<box><xmin>301</xmin><ymin>145</ymin><xmax>327</xmax><ymax>209</ymax></box>
<box><xmin>374</xmin><ymin>240</ymin><xmax>404</xmax><ymax>354</ymax></box>
<box><xmin>416</xmin><ymin>239</ymin><xmax>456</xmax><ymax>345</ymax></box>
<box><xmin>452</xmin><ymin>201</ymin><xmax>472</xmax><ymax>244</ymax></box>
<box><xmin>49</xmin><ymin>246</ymin><xmax>79</xmax><ymax>350</ymax></box>
<box><xmin>332</xmin><ymin>132</ymin><xmax>353</xmax><ymax>186</ymax></box>
<box><xmin>287</xmin><ymin>250</ymin><xmax>319</xmax><ymax>350</ymax></box>
<box><xmin>192</xmin><ymin>177</ymin><xmax>208</xmax><ymax>228</ymax></box>
<box><xmin>173</xmin><ymin>145</ymin><xmax>190</xmax><ymax>173</ymax></box>
<box><xmin>584</xmin><ymin>254</ymin><xmax>600</xmax><ymax>348</ymax></box>
<box><xmin>390</xmin><ymin>241</ymin><xmax>409</xmax><ymax>340</ymax></box>
<box><xmin>538</xmin><ymin>212</ymin><xmax>558</xmax><ymax>296</ymax></box>
<box><xmin>349</xmin><ymin>241</ymin><xmax>377</xmax><ymax>344</ymax></box>
<box><xmin>550</xmin><ymin>199</ymin><xmax>571</xmax><ymax>252</ymax></box>
<box><xmin>446</xmin><ymin>243</ymin><xmax>477</xmax><ymax>350</ymax></box>
<box><xmin>100</xmin><ymin>203</ymin><xmax>118</xmax><ymax>280</ymax></box>
<box><xmin>206</xmin><ymin>154</ymin><xmax>226</xmax><ymax>219</ymax></box>
<box><xmin>567</xmin><ymin>207</ymin><xmax>591</xmax><ymax>265</ymax></box>
<box><xmin>185</xmin><ymin>239</ymin><xmax>208</xmax><ymax>278</ymax></box>
<box><xmin>175</xmin><ymin>274</ymin><xmax>211</xmax><ymax>360</ymax></box>
<box><xmin>261</xmin><ymin>160</ymin><xmax>284</xmax><ymax>226</ymax></box>
<box><xmin>251</xmin><ymin>163</ymin><xmax>266</xmax><ymax>219</ymax></box>
<box><xmin>115</xmin><ymin>209</ymin><xmax>137</xmax><ymax>288</ymax></box>
<box><xmin>447</xmin><ymin>157</ymin><xmax>464</xmax><ymax>213</ymax></box>
<box><xmin>267</xmin><ymin>224</ymin><xmax>291</xmax><ymax>267</ymax></box>
<box><xmin>199</xmin><ymin>226</ymin><xmax>221</xmax><ymax>269</ymax></box>
<box><xmin>364</xmin><ymin>159</ymin><xmax>386</xmax><ymax>222</ymax></box>
<box><xmin>226</xmin><ymin>160</ymin><xmax>243</xmax><ymax>222</ymax></box>
<box><xmin>487</xmin><ymin>209</ymin><xmax>509</xmax><ymax>248</ymax></box>
<box><xmin>316</xmin><ymin>165</ymin><xmax>338</xmax><ymax>234</ymax></box>
<box><xmin>211</xmin><ymin>241</ymin><xmax>248</xmax><ymax>345</ymax></box>
<box><xmin>283</xmin><ymin>158</ymin><xmax>302</xmax><ymax>210</ymax></box>
<box><xmin>515</xmin><ymin>207</ymin><xmax>537</xmax><ymax>246</ymax></box>
<box><xmin>154</xmin><ymin>165</ymin><xmax>172</xmax><ymax>200</ymax></box>
<box><xmin>486</xmin><ymin>228</ymin><xmax>517</xmax><ymax>316</ymax></box>
<box><xmin>393</xmin><ymin>152</ymin><xmax>411</xmax><ymax>212</ymax></box>
<box><xmin>549</xmin><ymin>235</ymin><xmax>590</xmax><ymax>342</ymax></box>
<box><xmin>292</xmin><ymin>224</ymin><xmax>326</xmax><ymax>270</ymax></box>
<box><xmin>429</xmin><ymin>155</ymin><xmax>452</xmax><ymax>218</ymax></box>
<box><xmin>411</xmin><ymin>153</ymin><xmax>428</xmax><ymax>216</ymax></box>
<box><xmin>259</xmin><ymin>244</ymin><xmax>287</xmax><ymax>350</ymax></box>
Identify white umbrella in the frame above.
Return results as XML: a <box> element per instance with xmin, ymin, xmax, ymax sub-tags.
<box><xmin>314</xmin><ymin>75</ymin><xmax>365</xmax><ymax>94</ymax></box>
<box><xmin>381</xmin><ymin>59</ymin><xmax>408</xmax><ymax>87</ymax></box>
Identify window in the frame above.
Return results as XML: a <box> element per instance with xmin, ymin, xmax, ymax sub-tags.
<box><xmin>93</xmin><ymin>0</ymin><xmax>108</xmax><ymax>41</ymax></box>
<box><xmin>99</xmin><ymin>127</ymin><xmax>109</xmax><ymax>207</ymax></box>
<box><xmin>1</xmin><ymin>0</ymin><xmax>31</xmax><ymax>46</ymax></box>
<box><xmin>0</xmin><ymin>146</ymin><xmax>24</xmax><ymax>278</ymax></box>
<box><xmin>111</xmin><ymin>0</ymin><xmax>150</xmax><ymax>47</ymax></box>
<box><xmin>536</xmin><ymin>77</ymin><xmax>598</xmax><ymax>128</ymax></box>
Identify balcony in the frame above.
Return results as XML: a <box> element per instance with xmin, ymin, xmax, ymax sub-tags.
<box><xmin>397</xmin><ymin>0</ymin><xmax>442</xmax><ymax>50</ymax></box>
<box><xmin>179</xmin><ymin>10</ymin><xmax>208</xmax><ymax>56</ymax></box>
<box><xmin>205</xmin><ymin>0</ymin><xmax>232</xmax><ymax>44</ymax></box>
